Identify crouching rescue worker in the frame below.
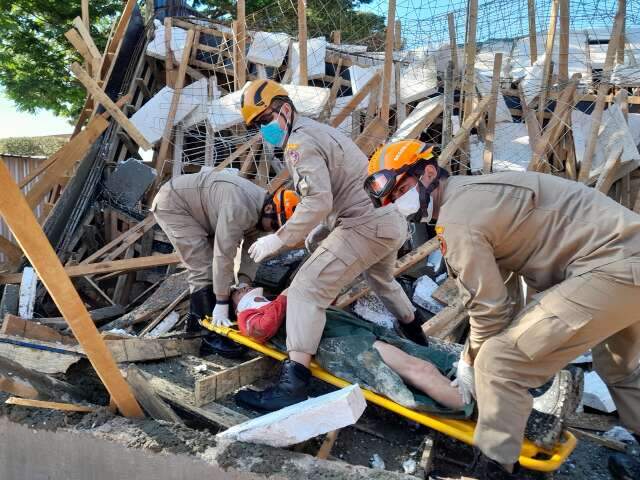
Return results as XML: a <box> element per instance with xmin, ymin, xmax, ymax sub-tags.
<box><xmin>152</xmin><ymin>169</ymin><xmax>299</xmax><ymax>358</ymax></box>
<box><xmin>365</xmin><ymin>139</ymin><xmax>640</xmax><ymax>478</ymax></box>
<box><xmin>236</xmin><ymin>79</ymin><xmax>428</xmax><ymax>411</ymax></box>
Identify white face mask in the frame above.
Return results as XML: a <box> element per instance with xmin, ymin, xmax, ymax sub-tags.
<box><xmin>237</xmin><ymin>288</ymin><xmax>270</xmax><ymax>312</ymax></box>
<box><xmin>394</xmin><ymin>185</ymin><xmax>421</xmax><ymax>217</ymax></box>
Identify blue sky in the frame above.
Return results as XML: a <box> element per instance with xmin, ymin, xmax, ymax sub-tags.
<box><xmin>0</xmin><ymin>92</ymin><xmax>73</xmax><ymax>139</ymax></box>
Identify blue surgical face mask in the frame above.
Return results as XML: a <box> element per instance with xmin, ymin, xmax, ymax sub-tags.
<box><xmin>259</xmin><ymin>106</ymin><xmax>287</xmax><ymax>147</ymax></box>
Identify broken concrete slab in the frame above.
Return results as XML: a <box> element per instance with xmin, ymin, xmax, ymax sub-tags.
<box><xmin>412</xmin><ymin>276</ymin><xmax>445</xmax><ymax>315</ymax></box>
<box><xmin>353</xmin><ymin>292</ymin><xmax>396</xmax><ymax>330</ymax></box>
<box><xmin>583</xmin><ymin>370</ymin><xmax>616</xmax><ymax>413</ymax></box>
<box><xmin>0</xmin><ymin>334</ymin><xmax>83</xmax><ymax>374</ymax></box>
<box><xmin>18</xmin><ymin>267</ymin><xmax>37</xmax><ymax>319</ymax></box>
<box><xmin>103</xmin><ymin>159</ymin><xmax>156</xmax><ymax>207</ymax></box>
<box><xmin>218</xmin><ymin>384</ymin><xmax>366</xmax><ymax>447</ymax></box>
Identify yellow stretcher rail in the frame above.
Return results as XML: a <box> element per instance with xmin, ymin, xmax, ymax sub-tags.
<box><xmin>207</xmin><ymin>324</ymin><xmax>577</xmax><ymax>472</ymax></box>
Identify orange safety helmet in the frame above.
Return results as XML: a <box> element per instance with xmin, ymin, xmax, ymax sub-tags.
<box><xmin>240</xmin><ymin>80</ymin><xmax>290</xmax><ymax>127</ymax></box>
<box><xmin>271</xmin><ymin>186</ymin><xmax>300</xmax><ymax>227</ymax></box>
<box><xmin>365</xmin><ymin>140</ymin><xmax>435</xmax><ymax>205</ymax></box>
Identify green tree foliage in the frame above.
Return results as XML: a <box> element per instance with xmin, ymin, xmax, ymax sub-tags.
<box><xmin>0</xmin><ymin>1</ymin><xmax>384</xmax><ymax>120</ymax></box>
<box><xmin>0</xmin><ymin>1</ymin><xmax>122</xmax><ymax>118</ymax></box>
<box><xmin>0</xmin><ymin>135</ymin><xmax>69</xmax><ymax>156</ymax></box>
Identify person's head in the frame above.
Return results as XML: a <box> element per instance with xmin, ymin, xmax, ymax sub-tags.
<box><xmin>241</xmin><ymin>80</ymin><xmax>296</xmax><ymax>148</ymax></box>
<box><xmin>230</xmin><ymin>283</ymin><xmax>270</xmax><ymax>314</ymax></box>
<box><xmin>259</xmin><ymin>186</ymin><xmax>300</xmax><ymax>231</ymax></box>
<box><xmin>365</xmin><ymin>140</ymin><xmax>447</xmax><ymax>222</ymax></box>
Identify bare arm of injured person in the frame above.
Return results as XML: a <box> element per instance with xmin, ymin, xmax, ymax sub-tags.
<box><xmin>231</xmin><ymin>287</ymin><xmax>465</xmax><ymax>411</ymax></box>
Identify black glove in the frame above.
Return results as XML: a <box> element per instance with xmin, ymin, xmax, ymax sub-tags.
<box><xmin>187</xmin><ymin>286</ymin><xmax>215</xmax><ymax>333</ymax></box>
<box><xmin>398</xmin><ymin>310</ymin><xmax>429</xmax><ymax>346</ymax></box>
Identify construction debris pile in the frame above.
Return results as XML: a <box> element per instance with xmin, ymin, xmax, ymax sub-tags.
<box><xmin>0</xmin><ymin>0</ymin><xmax>639</xmax><ymax>478</ymax></box>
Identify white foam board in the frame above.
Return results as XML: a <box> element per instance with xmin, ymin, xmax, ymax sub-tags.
<box><xmin>475</xmin><ymin>70</ymin><xmax>512</xmax><ymax>123</ymax></box>
<box><xmin>247</xmin><ymin>31</ymin><xmax>291</xmax><ymax>68</ymax></box>
<box><xmin>291</xmin><ymin>37</ymin><xmax>327</xmax><ymax>84</ymax></box>
<box><xmin>391</xmin><ymin>95</ymin><xmax>443</xmax><ymax>142</ymax></box>
<box><xmin>469</xmin><ymin>122</ymin><xmax>533</xmax><ymax>173</ymax></box>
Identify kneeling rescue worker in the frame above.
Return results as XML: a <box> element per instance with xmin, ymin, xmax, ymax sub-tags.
<box><xmin>236</xmin><ymin>79</ymin><xmax>429</xmax><ymax>411</ymax></box>
<box><xmin>152</xmin><ymin>169</ymin><xmax>299</xmax><ymax>358</ymax></box>
<box><xmin>365</xmin><ymin>139</ymin><xmax>640</xmax><ymax>478</ymax></box>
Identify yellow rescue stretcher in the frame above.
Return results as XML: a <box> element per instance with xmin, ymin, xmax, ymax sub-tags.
<box><xmin>206</xmin><ymin>323</ymin><xmax>577</xmax><ymax>472</ymax></box>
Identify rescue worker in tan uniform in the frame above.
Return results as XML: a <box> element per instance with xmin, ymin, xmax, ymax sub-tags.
<box><xmin>236</xmin><ymin>80</ymin><xmax>427</xmax><ymax>411</ymax></box>
<box><xmin>365</xmin><ymin>140</ymin><xmax>640</xmax><ymax>478</ymax></box>
<box><xmin>152</xmin><ymin>169</ymin><xmax>299</xmax><ymax>358</ymax></box>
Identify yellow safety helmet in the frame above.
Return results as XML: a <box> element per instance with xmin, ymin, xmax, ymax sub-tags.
<box><xmin>365</xmin><ymin>140</ymin><xmax>435</xmax><ymax>205</ymax></box>
<box><xmin>241</xmin><ymin>80</ymin><xmax>290</xmax><ymax>127</ymax></box>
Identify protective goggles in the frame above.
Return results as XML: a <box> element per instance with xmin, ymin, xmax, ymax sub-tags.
<box><xmin>364</xmin><ymin>161</ymin><xmax>427</xmax><ymax>202</ymax></box>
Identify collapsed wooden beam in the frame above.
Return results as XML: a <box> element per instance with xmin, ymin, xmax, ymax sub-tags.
<box><xmin>0</xmin><ymin>160</ymin><xmax>144</xmax><ymax>417</ymax></box>
<box><xmin>380</xmin><ymin>0</ymin><xmax>397</xmax><ymax>123</ymax></box>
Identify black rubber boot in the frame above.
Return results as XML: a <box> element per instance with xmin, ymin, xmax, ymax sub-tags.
<box><xmin>525</xmin><ymin>368</ymin><xmax>583</xmax><ymax>449</ymax></box>
<box><xmin>608</xmin><ymin>452</ymin><xmax>640</xmax><ymax>480</ymax></box>
<box><xmin>474</xmin><ymin>451</ymin><xmax>517</xmax><ymax>480</ymax></box>
<box><xmin>235</xmin><ymin>360</ymin><xmax>311</xmax><ymax>412</ymax></box>
<box><xmin>190</xmin><ymin>287</ymin><xmax>247</xmax><ymax>359</ymax></box>
<box><xmin>398</xmin><ymin>310</ymin><xmax>429</xmax><ymax>346</ymax></box>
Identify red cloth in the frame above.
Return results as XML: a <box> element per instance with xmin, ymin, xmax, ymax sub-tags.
<box><xmin>237</xmin><ymin>295</ymin><xmax>287</xmax><ymax>343</ymax></box>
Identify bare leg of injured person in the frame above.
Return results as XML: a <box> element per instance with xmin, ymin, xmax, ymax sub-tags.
<box><xmin>373</xmin><ymin>341</ymin><xmax>466</xmax><ymax>410</ymax></box>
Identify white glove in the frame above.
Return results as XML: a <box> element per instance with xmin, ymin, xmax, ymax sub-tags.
<box><xmin>212</xmin><ymin>303</ymin><xmax>232</xmax><ymax>327</ymax></box>
<box><xmin>450</xmin><ymin>356</ymin><xmax>476</xmax><ymax>405</ymax></box>
<box><xmin>248</xmin><ymin>234</ymin><xmax>284</xmax><ymax>263</ymax></box>
<box><xmin>305</xmin><ymin>224</ymin><xmax>330</xmax><ymax>253</ymax></box>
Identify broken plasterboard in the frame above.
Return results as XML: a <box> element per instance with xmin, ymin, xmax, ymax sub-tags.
<box><xmin>390</xmin><ymin>95</ymin><xmax>443</xmax><ymax>142</ymax></box>
<box><xmin>475</xmin><ymin>40</ymin><xmax>514</xmax><ymax>77</ymax></box>
<box><xmin>469</xmin><ymin>122</ymin><xmax>533</xmax><ymax>173</ymax></box>
<box><xmin>291</xmin><ymin>37</ymin><xmax>327</xmax><ymax>84</ymax></box>
<box><xmin>147</xmin><ymin>20</ymin><xmax>190</xmax><ymax>63</ymax></box>
<box><xmin>218</xmin><ymin>384</ymin><xmax>366</xmax><ymax>447</ymax></box>
<box><xmin>348</xmin><ymin>65</ymin><xmax>383</xmax><ymax>110</ymax></box>
<box><xmin>130</xmin><ymin>78</ymin><xmax>216</xmax><ymax>144</ymax></box>
<box><xmin>572</xmin><ymin>105</ymin><xmax>640</xmax><ymax>177</ymax></box>
<box><xmin>475</xmin><ymin>70</ymin><xmax>512</xmax><ymax>123</ymax></box>
<box><xmin>206</xmin><ymin>84</ymin><xmax>330</xmax><ymax>132</ymax></box>
<box><xmin>246</xmin><ymin>31</ymin><xmax>291</xmax><ymax>68</ymax></box>
<box><xmin>353</xmin><ymin>292</ymin><xmax>396</xmax><ymax>330</ymax></box>
<box><xmin>517</xmin><ymin>56</ymin><xmax>545</xmax><ymax>105</ymax></box>
<box><xmin>400</xmin><ymin>59</ymin><xmax>438</xmax><ymax>104</ymax></box>
<box><xmin>582</xmin><ymin>370</ymin><xmax>616</xmax><ymax>413</ymax></box>
<box><xmin>413</xmin><ymin>276</ymin><xmax>445</xmax><ymax>314</ymax></box>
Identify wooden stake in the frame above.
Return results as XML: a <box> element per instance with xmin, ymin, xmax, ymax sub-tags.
<box><xmin>0</xmin><ymin>161</ymin><xmax>143</xmax><ymax>418</ymax></box>
<box><xmin>578</xmin><ymin>9</ymin><xmax>625</xmax><ymax>182</ymax></box>
<box><xmin>5</xmin><ymin>396</ymin><xmax>96</xmax><ymax>413</ymax></box>
<box><xmin>331</xmin><ymin>72</ymin><xmax>382</xmax><ymax>128</ymax></box>
<box><xmin>164</xmin><ymin>17</ymin><xmax>176</xmax><ymax>88</ymax></box>
<box><xmin>70</xmin><ymin>63</ymin><xmax>151</xmax><ymax>150</ymax></box>
<box><xmin>528</xmin><ymin>0</ymin><xmax>538</xmax><ymax>64</ymax></box>
<box><xmin>72</xmin><ymin>17</ymin><xmax>101</xmax><ymax>79</ymax></box>
<box><xmin>442</xmin><ymin>61</ymin><xmax>455</xmax><ymax>149</ymax></box>
<box><xmin>483</xmin><ymin>53</ymin><xmax>503</xmax><ymax>173</ymax></box>
<box><xmin>381</xmin><ymin>0</ymin><xmax>397</xmax><ymax>123</ymax></box>
<box><xmin>461</xmin><ymin>0</ymin><xmax>478</xmax><ymax>122</ymax></box>
<box><xmin>447</xmin><ymin>14</ymin><xmax>458</xmax><ymax>80</ymax></box>
<box><xmin>297</xmin><ymin>0</ymin><xmax>308</xmax><ymax>85</ymax></box>
<box><xmin>317</xmin><ymin>430</ymin><xmax>340</xmax><ymax>459</ymax></box>
<box><xmin>81</xmin><ymin>0</ymin><xmax>89</xmax><ymax>30</ymax></box>
<box><xmin>558</xmin><ymin>0</ymin><xmax>569</xmax><ymax>83</ymax></box>
<box><xmin>537</xmin><ymin>0</ymin><xmax>559</xmax><ymax>125</ymax></box>
<box><xmin>595</xmin><ymin>147</ymin><xmax>623</xmax><ymax>194</ymax></box>
<box><xmin>235</xmin><ymin>0</ymin><xmax>247</xmax><ymax>89</ymax></box>
<box><xmin>617</xmin><ymin>0</ymin><xmax>626</xmax><ymax>65</ymax></box>
<box><xmin>155</xmin><ymin>28</ymin><xmax>196</xmax><ymax>181</ymax></box>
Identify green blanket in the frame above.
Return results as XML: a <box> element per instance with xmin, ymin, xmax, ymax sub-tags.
<box><xmin>271</xmin><ymin>307</ymin><xmax>474</xmax><ymax>419</ymax></box>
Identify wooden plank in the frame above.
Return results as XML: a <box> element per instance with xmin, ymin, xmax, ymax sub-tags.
<box><xmin>82</xmin><ymin>216</ymin><xmax>156</xmax><ymax>265</ymax></box>
<box><xmin>32</xmin><ymin>305</ymin><xmax>126</xmax><ymax>329</ymax></box>
<box><xmin>70</xmin><ymin>62</ymin><xmax>152</xmax><ymax>150</ymax></box>
<box><xmin>447</xmin><ymin>14</ymin><xmax>458</xmax><ymax>80</ymax></box>
<box><xmin>0</xmin><ymin>374</ymin><xmax>39</xmax><ymax>399</ymax></box>
<box><xmin>331</xmin><ymin>72</ymin><xmax>382</xmax><ymax>128</ymax></box>
<box><xmin>431</xmin><ymin>278</ymin><xmax>458</xmax><ymax>306</ymax></box>
<box><xmin>567</xmin><ymin>427</ymin><xmax>628</xmax><ymax>452</ymax></box>
<box><xmin>0</xmin><ymin>253</ymin><xmax>180</xmax><ymax>285</ymax></box>
<box><xmin>438</xmin><ymin>95</ymin><xmax>493</xmax><ymax>170</ymax></box>
<box><xmin>235</xmin><ymin>0</ymin><xmax>247</xmax><ymax>88</ymax></box>
<box><xmin>537</xmin><ymin>0</ymin><xmax>559</xmax><ymax>125</ymax></box>
<box><xmin>528</xmin><ymin>0</ymin><xmax>538</xmax><ymax>64</ymax></box>
<box><xmin>164</xmin><ymin>17</ymin><xmax>176</xmax><ymax>88</ymax></box>
<box><xmin>65</xmin><ymin>28</ymin><xmax>98</xmax><ymax>69</ymax></box>
<box><xmin>558</xmin><ymin>0</ymin><xmax>570</xmax><ymax>82</ymax></box>
<box><xmin>461</xmin><ymin>0</ymin><xmax>478</xmax><ymax>122</ymax></box>
<box><xmin>566</xmin><ymin>412</ymin><xmax>619</xmax><ymax>432</ymax></box>
<box><xmin>317</xmin><ymin>430</ymin><xmax>340</xmax><ymax>459</ymax></box>
<box><xmin>126</xmin><ymin>365</ymin><xmax>183</xmax><ymax>423</ymax></box>
<box><xmin>1</xmin><ymin>314</ymin><xmax>76</xmax><ymax>345</ymax></box>
<box><xmin>595</xmin><ymin>148</ymin><xmax>623</xmax><ymax>195</ymax></box>
<box><xmin>336</xmin><ymin>237</ymin><xmax>440</xmax><ymax>308</ymax></box>
<box><xmin>442</xmin><ymin>61</ymin><xmax>455</xmax><ymax>147</ymax></box>
<box><xmin>155</xmin><ymin>29</ymin><xmax>196</xmax><ymax>181</ymax></box>
<box><xmin>297</xmin><ymin>0</ymin><xmax>308</xmax><ymax>85</ymax></box>
<box><xmin>72</xmin><ymin>17</ymin><xmax>102</xmax><ymax>77</ymax></box>
<box><xmin>398</xmin><ymin>101</ymin><xmax>444</xmax><ymax>142</ymax></box>
<box><xmin>421</xmin><ymin>302</ymin><xmax>467</xmax><ymax>339</ymax></box>
<box><xmin>0</xmin><ymin>334</ymin><xmax>82</xmax><ymax>374</ymax></box>
<box><xmin>194</xmin><ymin>356</ymin><xmax>277</xmax><ymax>407</ymax></box>
<box><xmin>145</xmin><ymin>372</ymin><xmax>249</xmax><ymax>429</ymax></box>
<box><xmin>578</xmin><ymin>9</ymin><xmax>625</xmax><ymax>182</ymax></box>
<box><xmin>482</xmin><ymin>53</ymin><xmax>503</xmax><ymax>173</ymax></box>
<box><xmin>380</xmin><ymin>0</ymin><xmax>397</xmax><ymax>123</ymax></box>
<box><xmin>355</xmin><ymin>117</ymin><xmax>389</xmax><ymax>157</ymax></box>
<box><xmin>0</xmin><ymin>234</ymin><xmax>22</xmax><ymax>267</ymax></box>
<box><xmin>139</xmin><ymin>288</ymin><xmax>189</xmax><ymax>337</ymax></box>
<box><xmin>5</xmin><ymin>396</ymin><xmax>96</xmax><ymax>413</ymax></box>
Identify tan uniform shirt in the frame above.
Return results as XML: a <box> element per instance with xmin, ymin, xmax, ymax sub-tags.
<box><xmin>437</xmin><ymin>172</ymin><xmax>640</xmax><ymax>357</ymax></box>
<box><xmin>276</xmin><ymin>115</ymin><xmax>375</xmax><ymax>246</ymax></box>
<box><xmin>154</xmin><ymin>170</ymin><xmax>266</xmax><ymax>296</ymax></box>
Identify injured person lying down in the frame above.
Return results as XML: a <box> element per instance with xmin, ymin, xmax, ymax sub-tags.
<box><xmin>228</xmin><ymin>285</ymin><xmax>583</xmax><ymax>448</ymax></box>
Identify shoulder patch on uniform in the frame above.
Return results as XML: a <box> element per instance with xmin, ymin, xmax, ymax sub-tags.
<box><xmin>435</xmin><ymin>225</ymin><xmax>447</xmax><ymax>255</ymax></box>
<box><xmin>286</xmin><ymin>143</ymin><xmax>299</xmax><ymax>150</ymax></box>
<box><xmin>286</xmin><ymin>149</ymin><xmax>301</xmax><ymax>166</ymax></box>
